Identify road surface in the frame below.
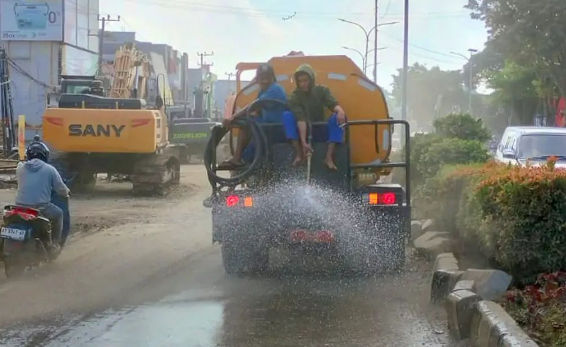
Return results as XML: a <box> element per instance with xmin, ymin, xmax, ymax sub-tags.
<box><xmin>0</xmin><ymin>165</ymin><xmax>451</xmax><ymax>346</ymax></box>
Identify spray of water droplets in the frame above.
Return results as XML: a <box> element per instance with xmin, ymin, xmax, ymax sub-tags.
<box><xmin>218</xmin><ymin>179</ymin><xmax>405</xmax><ymax>273</ymax></box>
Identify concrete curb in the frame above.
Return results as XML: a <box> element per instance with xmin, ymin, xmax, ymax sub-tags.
<box><xmin>429</xmin><ymin>254</ymin><xmax>539</xmax><ymax>346</ymax></box>
<box><xmin>447</xmin><ymin>289</ymin><xmax>481</xmax><ymax>340</ymax></box>
<box><xmin>430</xmin><ymin>253</ymin><xmax>463</xmax><ymax>303</ymax></box>
<box><xmin>470</xmin><ymin>301</ymin><xmax>539</xmax><ymax>346</ymax></box>
<box><xmin>414</xmin><ymin>231</ymin><xmax>454</xmax><ymax>259</ymax></box>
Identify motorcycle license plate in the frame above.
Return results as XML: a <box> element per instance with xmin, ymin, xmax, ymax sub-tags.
<box><xmin>0</xmin><ymin>227</ymin><xmax>27</xmax><ymax>241</ymax></box>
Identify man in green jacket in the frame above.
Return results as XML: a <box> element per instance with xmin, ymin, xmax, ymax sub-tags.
<box><xmin>282</xmin><ymin>64</ymin><xmax>346</xmax><ymax>170</ymax></box>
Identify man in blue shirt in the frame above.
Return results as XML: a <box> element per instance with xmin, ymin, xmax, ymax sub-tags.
<box><xmin>15</xmin><ymin>138</ymin><xmax>70</xmax><ymax>252</ymax></box>
<box><xmin>220</xmin><ymin>64</ymin><xmax>287</xmax><ymax>169</ymax></box>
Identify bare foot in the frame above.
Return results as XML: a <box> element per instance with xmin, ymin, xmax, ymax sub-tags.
<box><xmin>324</xmin><ymin>158</ymin><xmax>338</xmax><ymax>171</ymax></box>
<box><xmin>292</xmin><ymin>156</ymin><xmax>305</xmax><ymax>167</ymax></box>
<box><xmin>217</xmin><ymin>158</ymin><xmax>245</xmax><ymax>170</ymax></box>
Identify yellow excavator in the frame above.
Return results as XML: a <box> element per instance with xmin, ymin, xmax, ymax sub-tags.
<box><xmin>42</xmin><ymin>44</ymin><xmax>181</xmax><ymax>194</ymax></box>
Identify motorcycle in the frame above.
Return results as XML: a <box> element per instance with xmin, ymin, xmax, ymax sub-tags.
<box><xmin>0</xmin><ymin>194</ymin><xmax>70</xmax><ymax>278</ymax></box>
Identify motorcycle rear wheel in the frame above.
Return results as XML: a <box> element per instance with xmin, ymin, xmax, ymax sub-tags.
<box><xmin>4</xmin><ymin>257</ymin><xmax>25</xmax><ymax>278</ymax></box>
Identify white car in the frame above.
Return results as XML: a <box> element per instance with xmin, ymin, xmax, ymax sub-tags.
<box><xmin>495</xmin><ymin>127</ymin><xmax>566</xmax><ymax>167</ymax></box>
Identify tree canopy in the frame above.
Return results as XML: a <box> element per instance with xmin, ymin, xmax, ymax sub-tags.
<box><xmin>467</xmin><ymin>0</ymin><xmax>566</xmax><ymax>97</ymax></box>
<box><xmin>391</xmin><ymin>64</ymin><xmax>468</xmax><ymax>131</ymax></box>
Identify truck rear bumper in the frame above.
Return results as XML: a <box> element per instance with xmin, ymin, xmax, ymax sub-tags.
<box><xmin>212</xmin><ymin>201</ymin><xmax>410</xmax><ymax>247</ymax></box>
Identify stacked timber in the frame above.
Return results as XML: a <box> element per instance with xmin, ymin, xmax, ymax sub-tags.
<box><xmin>109</xmin><ymin>43</ymin><xmax>149</xmax><ymax>99</ymax></box>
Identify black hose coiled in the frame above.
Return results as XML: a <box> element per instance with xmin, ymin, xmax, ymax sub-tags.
<box><xmin>204</xmin><ymin>116</ymin><xmax>267</xmax><ymax>189</ymax></box>
<box><xmin>204</xmin><ymin>98</ymin><xmax>285</xmax><ymax>190</ymax></box>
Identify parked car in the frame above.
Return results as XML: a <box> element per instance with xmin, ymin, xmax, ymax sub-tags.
<box><xmin>495</xmin><ymin>127</ymin><xmax>566</xmax><ymax>167</ymax></box>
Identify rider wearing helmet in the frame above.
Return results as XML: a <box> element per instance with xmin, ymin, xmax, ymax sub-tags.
<box><xmin>15</xmin><ymin>136</ymin><xmax>70</xmax><ymax>251</ymax></box>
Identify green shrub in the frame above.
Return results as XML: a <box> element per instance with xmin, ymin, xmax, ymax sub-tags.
<box><xmin>411</xmin><ymin>137</ymin><xmax>490</xmax><ymax>190</ymax></box>
<box><xmin>410</xmin><ymin>114</ymin><xmax>491</xmax><ymax>189</ymax></box>
<box><xmin>410</xmin><ymin>133</ymin><xmax>442</xmax><ymax>186</ymax></box>
<box><xmin>419</xmin><ymin>138</ymin><xmax>490</xmax><ymax>180</ymax></box>
<box><xmin>420</xmin><ymin>162</ymin><xmax>566</xmax><ymax>282</ymax></box>
<box><xmin>476</xmin><ymin>167</ymin><xmax>566</xmax><ymax>279</ymax></box>
<box><xmin>415</xmin><ymin>164</ymin><xmax>485</xmax><ymax>232</ymax></box>
<box><xmin>433</xmin><ymin>113</ymin><xmax>491</xmax><ymax>142</ymax></box>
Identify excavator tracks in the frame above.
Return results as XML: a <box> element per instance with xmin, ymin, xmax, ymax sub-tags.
<box><xmin>130</xmin><ymin>148</ymin><xmax>181</xmax><ymax>196</ymax></box>
<box><xmin>52</xmin><ymin>147</ymin><xmax>182</xmax><ymax>196</ymax></box>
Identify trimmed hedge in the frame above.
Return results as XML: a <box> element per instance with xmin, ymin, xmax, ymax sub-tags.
<box><xmin>411</xmin><ymin>135</ymin><xmax>489</xmax><ymax>187</ymax></box>
<box><xmin>419</xmin><ymin>138</ymin><xmax>490</xmax><ymax>180</ymax></box>
<box><xmin>418</xmin><ymin>161</ymin><xmax>566</xmax><ymax>282</ymax></box>
<box><xmin>410</xmin><ymin>113</ymin><xmax>491</xmax><ymax>187</ymax></box>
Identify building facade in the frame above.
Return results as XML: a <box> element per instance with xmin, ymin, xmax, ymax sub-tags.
<box><xmin>0</xmin><ymin>0</ymin><xmax>99</xmax><ymax>132</ymax></box>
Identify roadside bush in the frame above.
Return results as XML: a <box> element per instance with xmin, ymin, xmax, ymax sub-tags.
<box><xmin>414</xmin><ymin>164</ymin><xmax>473</xmax><ymax>227</ymax></box>
<box><xmin>410</xmin><ymin>113</ymin><xmax>491</xmax><ymax>188</ymax></box>
<box><xmin>418</xmin><ymin>138</ymin><xmax>490</xmax><ymax>180</ymax></box>
<box><xmin>419</xmin><ymin>161</ymin><xmax>566</xmax><ymax>282</ymax></box>
<box><xmin>410</xmin><ymin>133</ymin><xmax>442</xmax><ymax>186</ymax></box>
<box><xmin>416</xmin><ymin>163</ymin><xmax>493</xmax><ymax>239</ymax></box>
<box><xmin>433</xmin><ymin>113</ymin><xmax>491</xmax><ymax>142</ymax></box>
<box><xmin>476</xmin><ymin>164</ymin><xmax>566</xmax><ymax>279</ymax></box>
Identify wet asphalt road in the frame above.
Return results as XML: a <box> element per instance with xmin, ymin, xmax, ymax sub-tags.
<box><xmin>0</xmin><ymin>248</ymin><xmax>449</xmax><ymax>347</ymax></box>
<box><xmin>0</xmin><ymin>166</ymin><xmax>450</xmax><ymax>347</ymax></box>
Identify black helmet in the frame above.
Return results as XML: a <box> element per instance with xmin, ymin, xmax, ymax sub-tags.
<box><xmin>26</xmin><ymin>135</ymin><xmax>50</xmax><ymax>162</ymax></box>
<box><xmin>256</xmin><ymin>63</ymin><xmax>276</xmax><ymax>81</ymax></box>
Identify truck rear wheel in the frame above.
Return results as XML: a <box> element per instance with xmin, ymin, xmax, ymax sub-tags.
<box><xmin>221</xmin><ymin>241</ymin><xmax>268</xmax><ymax>275</ymax></box>
<box><xmin>387</xmin><ymin>239</ymin><xmax>406</xmax><ymax>272</ymax></box>
<box><xmin>340</xmin><ymin>233</ymin><xmax>406</xmax><ymax>274</ymax></box>
<box><xmin>342</xmin><ymin>240</ymin><xmax>381</xmax><ymax>275</ymax></box>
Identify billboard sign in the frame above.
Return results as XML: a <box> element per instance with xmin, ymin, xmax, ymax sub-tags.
<box><xmin>61</xmin><ymin>44</ymin><xmax>97</xmax><ymax>76</ymax></box>
<box><xmin>1</xmin><ymin>0</ymin><xmax>63</xmax><ymax>41</ymax></box>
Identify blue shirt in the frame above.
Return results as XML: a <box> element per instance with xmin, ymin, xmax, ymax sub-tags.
<box><xmin>257</xmin><ymin>83</ymin><xmax>287</xmax><ymax>123</ymax></box>
<box><xmin>15</xmin><ymin>159</ymin><xmax>70</xmax><ymax>207</ymax></box>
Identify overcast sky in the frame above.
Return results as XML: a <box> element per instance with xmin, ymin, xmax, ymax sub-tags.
<box><xmin>100</xmin><ymin>0</ymin><xmax>487</xmax><ymax>91</ymax></box>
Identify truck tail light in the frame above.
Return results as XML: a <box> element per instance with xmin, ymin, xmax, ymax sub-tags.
<box><xmin>244</xmin><ymin>197</ymin><xmax>253</xmax><ymax>207</ymax></box>
<box><xmin>364</xmin><ymin>192</ymin><xmax>398</xmax><ymax>206</ymax></box>
<box><xmin>381</xmin><ymin>192</ymin><xmax>396</xmax><ymax>205</ymax></box>
<box><xmin>226</xmin><ymin>195</ymin><xmax>239</xmax><ymax>207</ymax></box>
<box><xmin>368</xmin><ymin>193</ymin><xmax>379</xmax><ymax>205</ymax></box>
<box><xmin>225</xmin><ymin>195</ymin><xmax>254</xmax><ymax>208</ymax></box>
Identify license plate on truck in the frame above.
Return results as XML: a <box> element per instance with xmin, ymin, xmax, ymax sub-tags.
<box><xmin>0</xmin><ymin>227</ymin><xmax>27</xmax><ymax>241</ymax></box>
<box><xmin>290</xmin><ymin>230</ymin><xmax>335</xmax><ymax>243</ymax></box>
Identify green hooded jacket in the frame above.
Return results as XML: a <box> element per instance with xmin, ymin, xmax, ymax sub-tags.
<box><xmin>288</xmin><ymin>64</ymin><xmax>338</xmax><ymax>122</ymax></box>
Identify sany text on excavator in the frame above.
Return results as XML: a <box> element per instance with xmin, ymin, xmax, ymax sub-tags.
<box><xmin>42</xmin><ymin>44</ymin><xmax>183</xmax><ymax>194</ymax></box>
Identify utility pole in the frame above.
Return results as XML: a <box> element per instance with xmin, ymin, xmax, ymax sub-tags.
<box><xmin>467</xmin><ymin>48</ymin><xmax>478</xmax><ymax>114</ymax></box>
<box><xmin>342</xmin><ymin>46</ymin><xmax>366</xmax><ymax>71</ymax></box>
<box><xmin>98</xmin><ymin>14</ymin><xmax>120</xmax><ymax>76</ymax></box>
<box><xmin>373</xmin><ymin>0</ymin><xmax>378</xmax><ymax>83</ymax></box>
<box><xmin>196</xmin><ymin>52</ymin><xmax>214</xmax><ymax>119</ymax></box>
<box><xmin>225</xmin><ymin>72</ymin><xmax>235</xmax><ymax>81</ymax></box>
<box><xmin>197</xmin><ymin>51</ymin><xmax>214</xmax><ymax>72</ymax></box>
<box><xmin>450</xmin><ymin>48</ymin><xmax>478</xmax><ymax>114</ymax></box>
<box><xmin>338</xmin><ymin>18</ymin><xmax>397</xmax><ymax>76</ymax></box>
<box><xmin>401</xmin><ymin>0</ymin><xmax>409</xmax><ymax>121</ymax></box>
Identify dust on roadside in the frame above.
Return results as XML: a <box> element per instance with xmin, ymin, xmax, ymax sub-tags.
<box><xmin>0</xmin><ymin>171</ymin><xmax>205</xmax><ymax>327</ymax></box>
<box><xmin>0</xmin><ymin>178</ymin><xmax>197</xmax><ymax>239</ymax></box>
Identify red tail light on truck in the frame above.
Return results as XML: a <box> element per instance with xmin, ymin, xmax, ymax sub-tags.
<box><xmin>225</xmin><ymin>195</ymin><xmax>254</xmax><ymax>208</ymax></box>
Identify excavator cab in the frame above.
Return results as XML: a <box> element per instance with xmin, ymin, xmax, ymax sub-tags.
<box><xmin>205</xmin><ymin>55</ymin><xmax>411</xmax><ymax>275</ymax></box>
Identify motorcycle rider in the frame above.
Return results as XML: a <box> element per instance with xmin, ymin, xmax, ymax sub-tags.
<box><xmin>15</xmin><ymin>137</ymin><xmax>70</xmax><ymax>252</ymax></box>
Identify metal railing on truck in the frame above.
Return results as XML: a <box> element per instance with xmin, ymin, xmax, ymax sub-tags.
<box><xmin>344</xmin><ymin>119</ymin><xmax>411</xmax><ymax>207</ymax></box>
